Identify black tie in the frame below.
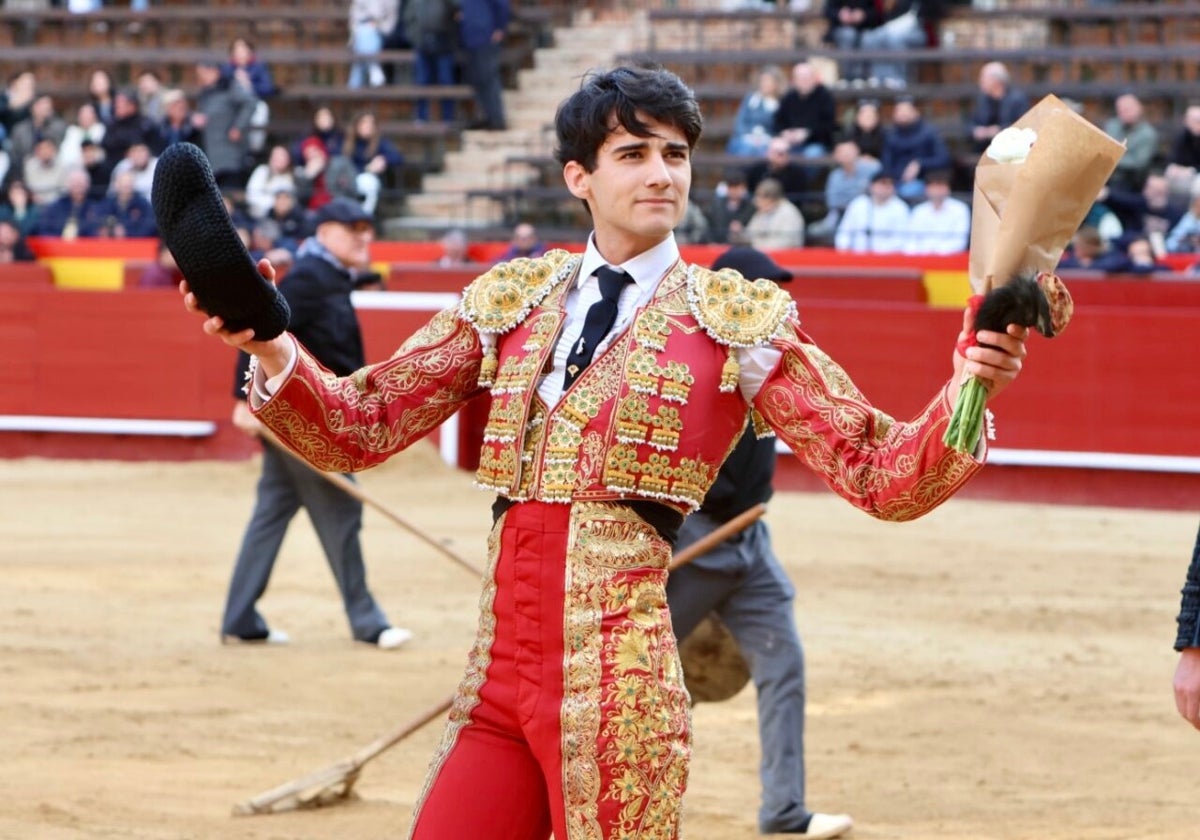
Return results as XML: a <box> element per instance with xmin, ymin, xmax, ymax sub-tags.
<box><xmin>563</xmin><ymin>266</ymin><xmax>632</xmax><ymax>389</ymax></box>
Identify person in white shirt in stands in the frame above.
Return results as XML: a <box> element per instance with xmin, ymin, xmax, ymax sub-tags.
<box><xmin>903</xmin><ymin>169</ymin><xmax>970</xmax><ymax>255</ymax></box>
<box><xmin>834</xmin><ymin>169</ymin><xmax>910</xmax><ymax>253</ymax></box>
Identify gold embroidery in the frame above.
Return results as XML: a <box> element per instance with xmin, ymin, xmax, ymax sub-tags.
<box><xmin>459</xmin><ymin>251</ymin><xmax>578</xmax><ymax>333</ymax></box>
<box><xmin>259</xmin><ymin>310</ymin><xmax>483</xmax><ymax>473</ymax></box>
<box><xmin>755</xmin><ymin>324</ymin><xmax>981</xmax><ymax>522</ymax></box>
<box><xmin>561</xmin><ymin>503</ymin><xmax>689</xmax><ymax>840</ymax></box>
<box><xmin>687</xmin><ymin>265</ymin><xmax>795</xmax><ymax>348</ymax></box>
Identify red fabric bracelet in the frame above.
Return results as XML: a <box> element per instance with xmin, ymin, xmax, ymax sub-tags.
<box><xmin>955</xmin><ymin>294</ymin><xmax>985</xmax><ymax>357</ymax></box>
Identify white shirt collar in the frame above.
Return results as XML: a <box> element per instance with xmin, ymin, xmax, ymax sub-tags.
<box><xmin>577</xmin><ymin>233</ymin><xmax>680</xmax><ymax>297</ymax></box>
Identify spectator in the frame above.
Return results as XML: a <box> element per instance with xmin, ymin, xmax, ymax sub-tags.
<box><xmin>903</xmin><ymin>169</ymin><xmax>970</xmax><ymax>254</ymax></box>
<box><xmin>835</xmin><ymin>170</ymin><xmax>910</xmax><ymax>253</ymax></box>
<box><xmin>97</xmin><ymin>169</ymin><xmax>157</xmax><ymax>239</ymax></box>
<box><xmin>263</xmin><ymin>186</ymin><xmax>307</xmax><ymax>249</ymax></box>
<box><xmin>248</xmin><ymin>217</ymin><xmax>295</xmax><ymax>268</ymax></box>
<box><xmin>223</xmin><ymin>37</ymin><xmax>278</xmax><ymax>154</ymax></box>
<box><xmin>0</xmin><ymin>218</ymin><xmax>35</xmax><ymax>263</ymax></box>
<box><xmin>967</xmin><ymin>62</ymin><xmax>1030</xmax><ymax>154</ymax></box>
<box><xmin>823</xmin><ymin>0</ymin><xmax>879</xmax><ymax>84</ymax></box>
<box><xmin>675</xmin><ymin>200</ymin><xmax>711</xmax><ymax>244</ymax></box>
<box><xmin>844</xmin><ymin>97</ymin><xmax>884</xmax><ymax>162</ymax></box>
<box><xmin>880</xmin><ymin>96</ymin><xmax>952</xmax><ymax>203</ymax></box>
<box><xmin>102</xmin><ymin>88</ymin><xmax>161</xmax><ymax>165</ymax></box>
<box><xmin>1079</xmin><ymin>189</ymin><xmax>1124</xmax><ymax>247</ymax></box>
<box><xmin>1104</xmin><ymin>93</ymin><xmax>1159</xmax><ymax>193</ymax></box>
<box><xmin>808</xmin><ymin>138</ymin><xmax>880</xmax><ymax>242</ymax></box>
<box><xmin>23</xmin><ymin>137</ymin><xmax>68</xmax><ymax>206</ymax></box>
<box><xmin>459</xmin><ymin>0</ymin><xmax>510</xmax><ymax>131</ymax></box>
<box><xmin>772</xmin><ymin>61</ymin><xmax>837</xmax><ymax>157</ymax></box>
<box><xmin>0</xmin><ymin>180</ymin><xmax>40</xmax><ymax>237</ymax></box>
<box><xmin>108</xmin><ymin>141</ymin><xmax>158</xmax><ymax>202</ymax></box>
<box><xmin>79</xmin><ymin>139</ymin><xmax>114</xmax><ymax>201</ymax></box>
<box><xmin>192</xmin><ymin>59</ymin><xmax>258</xmax><ymax>191</ymax></box>
<box><xmin>87</xmin><ymin>68</ymin><xmax>117</xmax><ymax>126</ymax></box>
<box><xmin>342</xmin><ymin>111</ymin><xmax>404</xmax><ymax>216</ymax></box>
<box><xmin>8</xmin><ymin>93</ymin><xmax>67</xmax><ymax>169</ymax></box>
<box><xmin>292</xmin><ymin>105</ymin><xmax>344</xmax><ymax>161</ymax></box>
<box><xmin>1057</xmin><ymin>225</ymin><xmax>1127</xmax><ymax>271</ymax></box>
<box><xmin>859</xmin><ymin>0</ymin><xmax>943</xmax><ymax>89</ymax></box>
<box><xmin>295</xmin><ymin>136</ymin><xmax>359</xmax><ymax>211</ymax></box>
<box><xmin>706</xmin><ymin>168</ymin><xmax>756</xmax><ymax>245</ymax></box>
<box><xmin>136</xmin><ymin>70</ymin><xmax>166</xmax><ymax>124</ymax></box>
<box><xmin>745</xmin><ymin>177</ymin><xmax>805</xmax><ymax>251</ymax></box>
<box><xmin>1114</xmin><ymin>234</ymin><xmax>1170</xmax><ymax>275</ymax></box>
<box><xmin>34</xmin><ymin>167</ymin><xmax>105</xmax><ymax>239</ymax></box>
<box><xmin>244</xmin><ymin>145</ymin><xmax>298</xmax><ymax>220</ymax></box>
<box><xmin>59</xmin><ymin>102</ymin><xmax>107</xmax><ymax>169</ymax></box>
<box><xmin>137</xmin><ymin>239</ymin><xmax>184</xmax><ymax>289</ymax></box>
<box><xmin>0</xmin><ymin>70</ymin><xmax>36</xmax><ymax>140</ymax></box>
<box><xmin>1165</xmin><ymin>190</ymin><xmax>1200</xmax><ymax>254</ymax></box>
<box><xmin>726</xmin><ymin>66</ymin><xmax>785</xmax><ymax>157</ymax></box>
<box><xmin>745</xmin><ymin>136</ymin><xmax>810</xmax><ymax>208</ymax></box>
<box><xmin>436</xmin><ymin>227</ymin><xmax>471</xmax><ymax>266</ymax></box>
<box><xmin>1103</xmin><ymin>173</ymin><xmax>1187</xmax><ymax>247</ymax></box>
<box><xmin>495</xmin><ymin>221</ymin><xmax>546</xmax><ymax>261</ymax></box>
<box><xmin>349</xmin><ymin>0</ymin><xmax>398</xmax><ymax>89</ymax></box>
<box><xmin>404</xmin><ymin>0</ymin><xmax>458</xmax><ymax>119</ymax></box>
<box><xmin>155</xmin><ymin>89</ymin><xmax>200</xmax><ymax>152</ymax></box>
<box><xmin>1164</xmin><ymin>103</ymin><xmax>1200</xmax><ymax>198</ymax></box>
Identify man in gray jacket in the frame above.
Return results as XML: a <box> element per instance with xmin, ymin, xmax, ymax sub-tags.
<box><xmin>192</xmin><ymin>59</ymin><xmax>258</xmax><ymax>190</ymax></box>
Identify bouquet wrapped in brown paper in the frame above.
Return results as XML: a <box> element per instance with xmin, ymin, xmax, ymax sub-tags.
<box><xmin>944</xmin><ymin>94</ymin><xmax>1126</xmax><ymax>453</ymax></box>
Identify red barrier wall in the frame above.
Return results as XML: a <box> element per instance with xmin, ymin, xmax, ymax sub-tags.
<box><xmin>2</xmin><ymin>272</ymin><xmax>1197</xmax><ymax>509</ymax></box>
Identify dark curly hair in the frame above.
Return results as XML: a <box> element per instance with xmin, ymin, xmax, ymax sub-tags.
<box><xmin>553</xmin><ymin>64</ymin><xmax>704</xmax><ymax>172</ymax></box>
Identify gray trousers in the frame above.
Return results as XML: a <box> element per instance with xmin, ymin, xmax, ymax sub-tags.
<box><xmin>666</xmin><ymin>512</ymin><xmax>810</xmax><ymax>834</ymax></box>
<box><xmin>221</xmin><ymin>442</ymin><xmax>390</xmax><ymax>642</ymax></box>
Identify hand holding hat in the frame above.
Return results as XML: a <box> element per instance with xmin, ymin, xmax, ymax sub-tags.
<box><xmin>152</xmin><ymin>142</ymin><xmax>290</xmax><ymax>339</ymax></box>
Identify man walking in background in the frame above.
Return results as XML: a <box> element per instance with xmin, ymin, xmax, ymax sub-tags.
<box><xmin>667</xmin><ymin>245</ymin><xmax>853</xmax><ymax>839</ymax></box>
<box><xmin>222</xmin><ymin>198</ymin><xmax>411</xmax><ymax>651</ymax></box>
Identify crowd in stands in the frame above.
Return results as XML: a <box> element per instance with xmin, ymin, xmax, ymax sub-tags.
<box><xmin>698</xmin><ymin>7</ymin><xmax>1200</xmax><ymax>277</ymax></box>
<box><xmin>1</xmin><ymin>0</ymin><xmax>1199</xmax><ymax>281</ymax></box>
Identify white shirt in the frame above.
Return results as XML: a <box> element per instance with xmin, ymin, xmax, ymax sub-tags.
<box><xmin>834</xmin><ymin>195</ymin><xmax>911</xmax><ymax>254</ymax></box>
<box><xmin>903</xmin><ymin>196</ymin><xmax>971</xmax><ymax>255</ymax></box>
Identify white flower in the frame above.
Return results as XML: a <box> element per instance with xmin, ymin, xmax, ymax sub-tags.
<box><xmin>986</xmin><ymin>126</ymin><xmax>1038</xmax><ymax>164</ymax></box>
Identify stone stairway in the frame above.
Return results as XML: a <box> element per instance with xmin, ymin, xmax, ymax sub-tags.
<box><xmin>392</xmin><ymin>9</ymin><xmax>641</xmax><ymax>236</ymax></box>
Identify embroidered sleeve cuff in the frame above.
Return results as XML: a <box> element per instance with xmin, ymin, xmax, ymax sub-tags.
<box><xmin>247</xmin><ymin>336</ymin><xmax>298</xmax><ymax>409</ymax></box>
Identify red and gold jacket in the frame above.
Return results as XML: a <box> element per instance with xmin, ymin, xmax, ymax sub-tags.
<box><xmin>255</xmin><ymin>249</ymin><xmax>983</xmax><ymax>522</ymax></box>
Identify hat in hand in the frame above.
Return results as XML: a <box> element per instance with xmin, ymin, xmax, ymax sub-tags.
<box><xmin>711</xmin><ymin>245</ymin><xmax>793</xmax><ymax>283</ymax></box>
<box><xmin>151</xmin><ymin>142</ymin><xmax>290</xmax><ymax>339</ymax></box>
<box><xmin>314</xmin><ymin>197</ymin><xmax>372</xmax><ymax>227</ymax></box>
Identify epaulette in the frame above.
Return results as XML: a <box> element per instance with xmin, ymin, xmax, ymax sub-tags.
<box><xmin>685</xmin><ymin>264</ymin><xmax>796</xmax><ymax>348</ymax></box>
<box><xmin>459</xmin><ymin>249</ymin><xmax>579</xmax><ymax>334</ymax></box>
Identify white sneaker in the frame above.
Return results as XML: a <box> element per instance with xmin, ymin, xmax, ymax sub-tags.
<box><xmin>376</xmin><ymin>626</ymin><xmax>413</xmax><ymax>650</ymax></box>
<box><xmin>799</xmin><ymin>812</ymin><xmax>854</xmax><ymax>839</ymax></box>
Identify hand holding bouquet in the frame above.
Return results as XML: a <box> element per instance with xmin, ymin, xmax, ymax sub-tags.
<box><xmin>944</xmin><ymin>95</ymin><xmax>1126</xmax><ymax>453</ymax></box>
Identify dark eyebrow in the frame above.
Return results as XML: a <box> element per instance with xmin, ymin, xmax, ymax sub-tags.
<box><xmin>609</xmin><ymin>139</ymin><xmax>690</xmax><ymax>155</ymax></box>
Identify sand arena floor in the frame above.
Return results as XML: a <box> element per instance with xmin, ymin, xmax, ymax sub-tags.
<box><xmin>1</xmin><ymin>445</ymin><xmax>1196</xmax><ymax>839</ymax></box>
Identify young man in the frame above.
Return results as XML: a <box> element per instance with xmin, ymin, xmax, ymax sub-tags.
<box><xmin>184</xmin><ymin>65</ymin><xmax>1029</xmax><ymax>838</ymax></box>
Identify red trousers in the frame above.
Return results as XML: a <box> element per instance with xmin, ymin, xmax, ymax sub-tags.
<box><xmin>409</xmin><ymin>501</ymin><xmax>691</xmax><ymax>840</ymax></box>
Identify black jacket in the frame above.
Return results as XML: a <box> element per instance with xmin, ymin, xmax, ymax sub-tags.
<box><xmin>699</xmin><ymin>424</ymin><xmax>776</xmax><ymax>523</ymax></box>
